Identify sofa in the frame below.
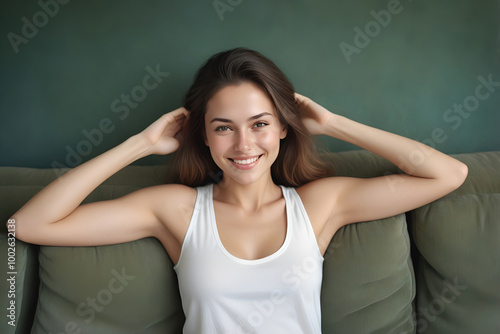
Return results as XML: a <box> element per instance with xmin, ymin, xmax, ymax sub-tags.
<box><xmin>1</xmin><ymin>150</ymin><xmax>499</xmax><ymax>334</ymax></box>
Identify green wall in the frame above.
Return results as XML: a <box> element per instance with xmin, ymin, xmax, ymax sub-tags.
<box><xmin>1</xmin><ymin>0</ymin><xmax>499</xmax><ymax>168</ymax></box>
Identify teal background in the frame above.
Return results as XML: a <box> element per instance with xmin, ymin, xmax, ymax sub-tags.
<box><xmin>1</xmin><ymin>0</ymin><xmax>499</xmax><ymax>168</ymax></box>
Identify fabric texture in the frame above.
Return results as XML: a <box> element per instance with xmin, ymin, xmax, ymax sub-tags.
<box><xmin>411</xmin><ymin>152</ymin><xmax>500</xmax><ymax>333</ymax></box>
<box><xmin>174</xmin><ymin>183</ymin><xmax>324</xmax><ymax>334</ymax></box>
<box><xmin>321</xmin><ymin>214</ymin><xmax>415</xmax><ymax>334</ymax></box>
<box><xmin>31</xmin><ymin>238</ymin><xmax>184</xmax><ymax>334</ymax></box>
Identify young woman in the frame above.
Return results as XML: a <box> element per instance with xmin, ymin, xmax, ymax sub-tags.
<box><xmin>9</xmin><ymin>48</ymin><xmax>468</xmax><ymax>333</ymax></box>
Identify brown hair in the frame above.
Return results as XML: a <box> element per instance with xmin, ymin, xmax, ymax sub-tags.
<box><xmin>166</xmin><ymin>47</ymin><xmax>334</xmax><ymax>187</ymax></box>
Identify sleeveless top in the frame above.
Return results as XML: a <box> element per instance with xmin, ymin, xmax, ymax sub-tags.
<box><xmin>173</xmin><ymin>183</ymin><xmax>324</xmax><ymax>334</ymax></box>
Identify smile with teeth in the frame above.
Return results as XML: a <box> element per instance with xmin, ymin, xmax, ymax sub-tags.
<box><xmin>230</xmin><ymin>155</ymin><xmax>262</xmax><ymax>165</ymax></box>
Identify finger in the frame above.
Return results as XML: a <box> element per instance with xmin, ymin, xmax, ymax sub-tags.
<box><xmin>180</xmin><ymin>107</ymin><xmax>190</xmax><ymax>119</ymax></box>
<box><xmin>174</xmin><ymin>110</ymin><xmax>191</xmax><ymax>124</ymax></box>
<box><xmin>158</xmin><ymin>109</ymin><xmax>186</xmax><ymax>127</ymax></box>
<box><xmin>164</xmin><ymin>107</ymin><xmax>187</xmax><ymax>121</ymax></box>
<box><xmin>171</xmin><ymin>107</ymin><xmax>187</xmax><ymax>115</ymax></box>
<box><xmin>294</xmin><ymin>93</ymin><xmax>309</xmax><ymax>104</ymax></box>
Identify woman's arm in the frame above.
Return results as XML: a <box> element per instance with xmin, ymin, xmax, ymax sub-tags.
<box><xmin>295</xmin><ymin>93</ymin><xmax>468</xmax><ymax>226</ymax></box>
<box><xmin>7</xmin><ymin>108</ymin><xmax>190</xmax><ymax>246</ymax></box>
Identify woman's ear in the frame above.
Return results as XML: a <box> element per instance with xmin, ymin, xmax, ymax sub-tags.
<box><xmin>203</xmin><ymin>131</ymin><xmax>209</xmax><ymax>146</ymax></box>
<box><xmin>280</xmin><ymin>125</ymin><xmax>288</xmax><ymax>140</ymax></box>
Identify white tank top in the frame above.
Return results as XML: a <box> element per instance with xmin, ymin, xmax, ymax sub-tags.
<box><xmin>174</xmin><ymin>183</ymin><xmax>324</xmax><ymax>334</ymax></box>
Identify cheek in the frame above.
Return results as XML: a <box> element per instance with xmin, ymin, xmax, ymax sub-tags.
<box><xmin>206</xmin><ymin>135</ymin><xmax>232</xmax><ymax>159</ymax></box>
<box><xmin>258</xmin><ymin>129</ymin><xmax>281</xmax><ymax>148</ymax></box>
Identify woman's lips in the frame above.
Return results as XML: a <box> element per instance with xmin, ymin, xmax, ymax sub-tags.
<box><xmin>228</xmin><ymin>154</ymin><xmax>263</xmax><ymax>169</ymax></box>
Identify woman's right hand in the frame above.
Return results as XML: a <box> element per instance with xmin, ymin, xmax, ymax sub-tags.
<box><xmin>138</xmin><ymin>107</ymin><xmax>190</xmax><ymax>156</ymax></box>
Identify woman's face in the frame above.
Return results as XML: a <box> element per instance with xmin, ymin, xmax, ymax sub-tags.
<box><xmin>204</xmin><ymin>82</ymin><xmax>287</xmax><ymax>185</ymax></box>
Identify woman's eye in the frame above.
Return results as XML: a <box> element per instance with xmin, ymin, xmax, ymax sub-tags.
<box><xmin>215</xmin><ymin>126</ymin><xmax>230</xmax><ymax>132</ymax></box>
<box><xmin>254</xmin><ymin>122</ymin><xmax>268</xmax><ymax>128</ymax></box>
<box><xmin>215</xmin><ymin>123</ymin><xmax>267</xmax><ymax>132</ymax></box>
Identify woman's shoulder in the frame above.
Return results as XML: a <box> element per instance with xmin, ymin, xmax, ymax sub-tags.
<box><xmin>130</xmin><ymin>183</ymin><xmax>199</xmax><ymax>261</ymax></box>
<box><xmin>141</xmin><ymin>183</ymin><xmax>198</xmax><ymax>233</ymax></box>
<box><xmin>295</xmin><ymin>177</ymin><xmax>344</xmax><ymax>217</ymax></box>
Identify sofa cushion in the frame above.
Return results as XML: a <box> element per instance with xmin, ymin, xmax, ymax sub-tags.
<box><xmin>31</xmin><ymin>238</ymin><xmax>184</xmax><ymax>334</ymax></box>
<box><xmin>318</xmin><ymin>150</ymin><xmax>415</xmax><ymax>333</ymax></box>
<box><xmin>321</xmin><ymin>214</ymin><xmax>415</xmax><ymax>334</ymax></box>
<box><xmin>411</xmin><ymin>152</ymin><xmax>500</xmax><ymax>333</ymax></box>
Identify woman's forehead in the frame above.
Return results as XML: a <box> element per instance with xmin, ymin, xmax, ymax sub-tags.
<box><xmin>205</xmin><ymin>83</ymin><xmax>277</xmax><ymax>120</ymax></box>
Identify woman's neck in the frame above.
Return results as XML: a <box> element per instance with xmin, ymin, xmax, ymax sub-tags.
<box><xmin>213</xmin><ymin>176</ymin><xmax>283</xmax><ymax>213</ymax></box>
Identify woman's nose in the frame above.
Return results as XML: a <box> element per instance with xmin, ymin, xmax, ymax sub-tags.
<box><xmin>234</xmin><ymin>130</ymin><xmax>252</xmax><ymax>152</ymax></box>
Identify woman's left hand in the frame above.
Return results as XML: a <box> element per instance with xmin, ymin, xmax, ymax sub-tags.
<box><xmin>294</xmin><ymin>93</ymin><xmax>335</xmax><ymax>136</ymax></box>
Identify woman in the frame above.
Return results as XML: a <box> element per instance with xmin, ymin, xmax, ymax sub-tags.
<box><xmin>9</xmin><ymin>48</ymin><xmax>468</xmax><ymax>333</ymax></box>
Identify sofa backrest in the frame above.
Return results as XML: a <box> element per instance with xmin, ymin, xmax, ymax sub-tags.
<box><xmin>409</xmin><ymin>152</ymin><xmax>500</xmax><ymax>333</ymax></box>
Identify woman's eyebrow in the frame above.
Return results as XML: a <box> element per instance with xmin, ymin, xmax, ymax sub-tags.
<box><xmin>209</xmin><ymin>112</ymin><xmax>272</xmax><ymax>124</ymax></box>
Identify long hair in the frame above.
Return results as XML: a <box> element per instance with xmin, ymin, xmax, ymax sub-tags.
<box><xmin>166</xmin><ymin>47</ymin><xmax>334</xmax><ymax>187</ymax></box>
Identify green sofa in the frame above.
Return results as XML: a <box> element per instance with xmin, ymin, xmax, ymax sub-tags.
<box><xmin>1</xmin><ymin>150</ymin><xmax>499</xmax><ymax>334</ymax></box>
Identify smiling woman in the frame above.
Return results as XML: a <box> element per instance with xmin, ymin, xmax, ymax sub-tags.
<box><xmin>8</xmin><ymin>47</ymin><xmax>467</xmax><ymax>334</ymax></box>
<box><xmin>204</xmin><ymin>83</ymin><xmax>287</xmax><ymax>187</ymax></box>
<box><xmin>166</xmin><ymin>48</ymin><xmax>334</xmax><ymax>188</ymax></box>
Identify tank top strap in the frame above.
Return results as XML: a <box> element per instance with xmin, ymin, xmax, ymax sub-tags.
<box><xmin>281</xmin><ymin>185</ymin><xmax>324</xmax><ymax>262</ymax></box>
<box><xmin>173</xmin><ymin>183</ymin><xmax>214</xmax><ymax>271</ymax></box>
